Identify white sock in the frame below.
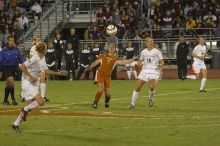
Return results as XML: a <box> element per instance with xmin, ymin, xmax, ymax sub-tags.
<box><xmin>14</xmin><ymin>112</ymin><xmax>23</xmax><ymax>126</ymax></box>
<box><xmin>24</xmin><ymin>101</ymin><xmax>39</xmax><ymax>112</ymax></box>
<box><xmin>133</xmin><ymin>70</ymin><xmax>137</xmax><ymax>78</ymax></box>
<box><xmin>40</xmin><ymin>83</ymin><xmax>46</xmax><ymax>97</ymax></box>
<box><xmin>127</xmin><ymin>71</ymin><xmax>131</xmax><ymax>79</ymax></box>
<box><xmin>200</xmin><ymin>78</ymin><xmax>207</xmax><ymax>90</ymax></box>
<box><xmin>149</xmin><ymin>89</ymin><xmax>155</xmax><ymax>99</ymax></box>
<box><xmin>131</xmin><ymin>90</ymin><xmax>139</xmax><ymax>106</ymax></box>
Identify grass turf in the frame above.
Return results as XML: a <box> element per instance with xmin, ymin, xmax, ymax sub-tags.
<box><xmin>0</xmin><ymin>79</ymin><xmax>220</xmax><ymax>146</ymax></box>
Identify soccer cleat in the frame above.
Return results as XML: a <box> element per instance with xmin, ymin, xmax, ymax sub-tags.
<box><xmin>21</xmin><ymin>108</ymin><xmax>28</xmax><ymax>121</ymax></box>
<box><xmin>44</xmin><ymin>97</ymin><xmax>50</xmax><ymax>102</ymax></box>
<box><xmin>127</xmin><ymin>104</ymin><xmax>135</xmax><ymax>109</ymax></box>
<box><xmin>199</xmin><ymin>89</ymin><xmax>207</xmax><ymax>92</ymax></box>
<box><xmin>19</xmin><ymin>94</ymin><xmax>25</xmax><ymax>102</ymax></box>
<box><xmin>148</xmin><ymin>98</ymin><xmax>153</xmax><ymax>107</ymax></box>
<box><xmin>92</xmin><ymin>103</ymin><xmax>97</xmax><ymax>109</ymax></box>
<box><xmin>12</xmin><ymin>100</ymin><xmax>18</xmax><ymax>106</ymax></box>
<box><xmin>3</xmin><ymin>100</ymin><xmax>11</xmax><ymax>105</ymax></box>
<box><xmin>20</xmin><ymin>98</ymin><xmax>25</xmax><ymax>102</ymax></box>
<box><xmin>11</xmin><ymin>124</ymin><xmax>21</xmax><ymax>132</ymax></box>
<box><xmin>105</xmin><ymin>102</ymin><xmax>109</xmax><ymax>108</ymax></box>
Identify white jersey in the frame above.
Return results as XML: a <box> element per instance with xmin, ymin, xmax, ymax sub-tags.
<box><xmin>30</xmin><ymin>45</ymin><xmax>37</xmax><ymax>56</ymax></box>
<box><xmin>22</xmin><ymin>54</ymin><xmax>48</xmax><ymax>80</ymax></box>
<box><xmin>193</xmin><ymin>44</ymin><xmax>207</xmax><ymax>63</ymax></box>
<box><xmin>140</xmin><ymin>48</ymin><xmax>163</xmax><ymax>74</ymax></box>
<box><xmin>21</xmin><ymin>54</ymin><xmax>48</xmax><ymax>99</ymax></box>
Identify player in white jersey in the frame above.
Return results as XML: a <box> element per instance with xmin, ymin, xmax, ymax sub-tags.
<box><xmin>192</xmin><ymin>36</ymin><xmax>209</xmax><ymax>92</ymax></box>
<box><xmin>12</xmin><ymin>43</ymin><xmax>67</xmax><ymax>132</ymax></box>
<box><xmin>30</xmin><ymin>36</ymin><xmax>49</xmax><ymax>102</ymax></box>
<box><xmin>128</xmin><ymin>37</ymin><xmax>164</xmax><ymax>108</ymax></box>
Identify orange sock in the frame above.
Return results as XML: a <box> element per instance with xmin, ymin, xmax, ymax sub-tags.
<box><xmin>94</xmin><ymin>91</ymin><xmax>102</xmax><ymax>102</ymax></box>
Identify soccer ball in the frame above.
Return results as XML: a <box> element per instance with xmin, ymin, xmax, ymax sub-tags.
<box><xmin>106</xmin><ymin>25</ymin><xmax>117</xmax><ymax>36</ymax></box>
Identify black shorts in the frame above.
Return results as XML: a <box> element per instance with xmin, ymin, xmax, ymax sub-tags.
<box><xmin>2</xmin><ymin>66</ymin><xmax>18</xmax><ymax>79</ymax></box>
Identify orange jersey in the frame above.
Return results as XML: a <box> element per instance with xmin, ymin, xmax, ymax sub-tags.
<box><xmin>97</xmin><ymin>53</ymin><xmax>118</xmax><ymax>75</ymax></box>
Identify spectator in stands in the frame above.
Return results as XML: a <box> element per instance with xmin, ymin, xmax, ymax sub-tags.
<box><xmin>0</xmin><ymin>30</ymin><xmax>5</xmax><ymax>43</ymax></box>
<box><xmin>152</xmin><ymin>24</ymin><xmax>163</xmax><ymax>39</ymax></box>
<box><xmin>162</xmin><ymin>10</ymin><xmax>173</xmax><ymax>37</ymax></box>
<box><xmin>203</xmin><ymin>11</ymin><xmax>217</xmax><ymax>28</ymax></box>
<box><xmin>84</xmin><ymin>24</ymin><xmax>92</xmax><ymax>40</ymax></box>
<box><xmin>53</xmin><ymin>33</ymin><xmax>64</xmax><ymax>71</ymax></box>
<box><xmin>31</xmin><ymin>2</ymin><xmax>42</xmax><ymax>20</ymax></box>
<box><xmin>13</xmin><ymin>19</ymin><xmax>23</xmax><ymax>40</ymax></box>
<box><xmin>215</xmin><ymin>3</ymin><xmax>220</xmax><ymax>17</ymax></box>
<box><xmin>97</xmin><ymin>18</ymin><xmax>106</xmax><ymax>39</ymax></box>
<box><xmin>185</xmin><ymin>16</ymin><xmax>196</xmax><ymax>35</ymax></box>
<box><xmin>0</xmin><ymin>0</ymin><xmax>4</xmax><ymax>11</ymax></box>
<box><xmin>18</xmin><ymin>14</ymin><xmax>29</xmax><ymax>32</ymax></box>
<box><xmin>116</xmin><ymin>22</ymin><xmax>126</xmax><ymax>39</ymax></box>
<box><xmin>90</xmin><ymin>26</ymin><xmax>101</xmax><ymax>40</ymax></box>
<box><xmin>67</xmin><ymin>28</ymin><xmax>79</xmax><ymax>69</ymax></box>
<box><xmin>112</xmin><ymin>8</ymin><xmax>120</xmax><ymax>25</ymax></box>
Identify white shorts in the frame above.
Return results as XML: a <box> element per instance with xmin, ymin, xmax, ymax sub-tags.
<box><xmin>22</xmin><ymin>77</ymin><xmax>39</xmax><ymax>100</ymax></box>
<box><xmin>192</xmin><ymin>61</ymin><xmax>206</xmax><ymax>74</ymax></box>
<box><xmin>138</xmin><ymin>69</ymin><xmax>160</xmax><ymax>82</ymax></box>
<box><xmin>125</xmin><ymin>61</ymin><xmax>136</xmax><ymax>67</ymax></box>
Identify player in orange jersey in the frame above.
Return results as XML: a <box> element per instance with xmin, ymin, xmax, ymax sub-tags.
<box><xmin>88</xmin><ymin>43</ymin><xmax>137</xmax><ymax>108</ymax></box>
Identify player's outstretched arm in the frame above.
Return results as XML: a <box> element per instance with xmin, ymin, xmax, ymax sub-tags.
<box><xmin>118</xmin><ymin>56</ymin><xmax>140</xmax><ymax>65</ymax></box>
<box><xmin>87</xmin><ymin>60</ymin><xmax>101</xmax><ymax>70</ymax></box>
<box><xmin>45</xmin><ymin>70</ymin><xmax>68</xmax><ymax>76</ymax></box>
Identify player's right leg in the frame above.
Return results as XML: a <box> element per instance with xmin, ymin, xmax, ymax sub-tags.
<box><xmin>93</xmin><ymin>83</ymin><xmax>104</xmax><ymax>109</ymax></box>
<box><xmin>128</xmin><ymin>79</ymin><xmax>145</xmax><ymax>109</ymax></box>
<box><xmin>126</xmin><ymin>66</ymin><xmax>131</xmax><ymax>79</ymax></box>
<box><xmin>199</xmin><ymin>69</ymin><xmax>207</xmax><ymax>92</ymax></box>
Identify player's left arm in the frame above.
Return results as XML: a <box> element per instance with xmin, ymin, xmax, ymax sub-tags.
<box><xmin>44</xmin><ymin>70</ymin><xmax>68</xmax><ymax>76</ymax></box>
<box><xmin>117</xmin><ymin>56</ymin><xmax>139</xmax><ymax>65</ymax></box>
<box><xmin>158</xmin><ymin>59</ymin><xmax>164</xmax><ymax>68</ymax></box>
<box><xmin>158</xmin><ymin>50</ymin><xmax>164</xmax><ymax>68</ymax></box>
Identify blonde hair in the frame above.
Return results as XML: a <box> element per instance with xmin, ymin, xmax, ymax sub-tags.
<box><xmin>36</xmin><ymin>42</ymin><xmax>47</xmax><ymax>53</ymax></box>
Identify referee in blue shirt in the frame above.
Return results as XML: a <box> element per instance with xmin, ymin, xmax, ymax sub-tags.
<box><xmin>0</xmin><ymin>36</ymin><xmax>24</xmax><ymax>105</ymax></box>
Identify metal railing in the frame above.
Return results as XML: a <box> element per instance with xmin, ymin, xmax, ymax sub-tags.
<box><xmin>21</xmin><ymin>1</ymin><xmax>65</xmax><ymax>47</ymax></box>
<box><xmin>80</xmin><ymin>37</ymin><xmax>220</xmax><ymax>63</ymax></box>
<box><xmin>65</xmin><ymin>0</ymin><xmax>107</xmax><ymax>22</ymax></box>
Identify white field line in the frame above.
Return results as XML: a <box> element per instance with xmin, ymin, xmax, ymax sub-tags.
<box><xmin>141</xmin><ymin>87</ymin><xmax>220</xmax><ymax>98</ymax></box>
<box><xmin>0</xmin><ymin>87</ymin><xmax>220</xmax><ymax>113</ymax></box>
<box><xmin>1</xmin><ymin>123</ymin><xmax>220</xmax><ymax>133</ymax></box>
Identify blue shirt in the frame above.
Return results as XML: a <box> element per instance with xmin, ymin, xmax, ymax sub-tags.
<box><xmin>0</xmin><ymin>46</ymin><xmax>24</xmax><ymax>71</ymax></box>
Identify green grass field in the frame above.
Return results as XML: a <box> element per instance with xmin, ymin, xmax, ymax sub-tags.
<box><xmin>0</xmin><ymin>79</ymin><xmax>220</xmax><ymax>146</ymax></box>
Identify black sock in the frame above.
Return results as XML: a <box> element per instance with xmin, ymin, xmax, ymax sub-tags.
<box><xmin>10</xmin><ymin>87</ymin><xmax>15</xmax><ymax>101</ymax></box>
<box><xmin>105</xmin><ymin>96</ymin><xmax>111</xmax><ymax>103</ymax></box>
<box><xmin>4</xmin><ymin>87</ymin><xmax>10</xmax><ymax>102</ymax></box>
